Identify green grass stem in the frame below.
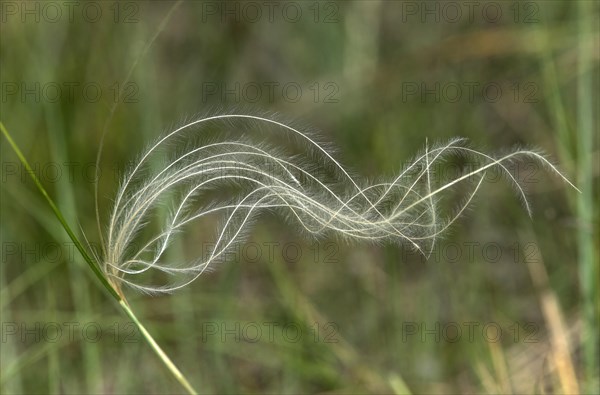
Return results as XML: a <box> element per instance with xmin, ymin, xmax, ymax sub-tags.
<box><xmin>1</xmin><ymin>121</ymin><xmax>198</xmax><ymax>395</ymax></box>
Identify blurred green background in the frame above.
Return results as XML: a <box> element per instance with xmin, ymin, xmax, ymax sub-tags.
<box><xmin>1</xmin><ymin>1</ymin><xmax>598</xmax><ymax>393</ymax></box>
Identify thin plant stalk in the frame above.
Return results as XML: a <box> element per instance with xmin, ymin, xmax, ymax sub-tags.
<box><xmin>1</xmin><ymin>121</ymin><xmax>198</xmax><ymax>395</ymax></box>
<box><xmin>577</xmin><ymin>2</ymin><xmax>598</xmax><ymax>390</ymax></box>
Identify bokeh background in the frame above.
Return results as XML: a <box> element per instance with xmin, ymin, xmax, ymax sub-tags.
<box><xmin>1</xmin><ymin>1</ymin><xmax>598</xmax><ymax>393</ymax></box>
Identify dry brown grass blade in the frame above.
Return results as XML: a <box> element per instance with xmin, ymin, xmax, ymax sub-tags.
<box><xmin>521</xmin><ymin>231</ymin><xmax>580</xmax><ymax>394</ymax></box>
<box><xmin>488</xmin><ymin>340</ymin><xmax>513</xmax><ymax>394</ymax></box>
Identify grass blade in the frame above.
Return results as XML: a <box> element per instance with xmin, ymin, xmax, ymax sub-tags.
<box><xmin>0</xmin><ymin>121</ymin><xmax>198</xmax><ymax>395</ymax></box>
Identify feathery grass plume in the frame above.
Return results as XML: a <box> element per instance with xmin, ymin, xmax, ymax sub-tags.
<box><xmin>102</xmin><ymin>114</ymin><xmax>579</xmax><ymax>294</ymax></box>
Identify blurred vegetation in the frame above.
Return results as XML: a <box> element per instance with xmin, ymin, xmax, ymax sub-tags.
<box><xmin>1</xmin><ymin>1</ymin><xmax>598</xmax><ymax>394</ymax></box>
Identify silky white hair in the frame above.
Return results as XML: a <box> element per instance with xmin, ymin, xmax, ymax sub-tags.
<box><xmin>100</xmin><ymin>114</ymin><xmax>578</xmax><ymax>294</ymax></box>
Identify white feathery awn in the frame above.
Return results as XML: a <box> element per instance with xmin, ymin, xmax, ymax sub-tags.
<box><xmin>99</xmin><ymin>114</ymin><xmax>579</xmax><ymax>294</ymax></box>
